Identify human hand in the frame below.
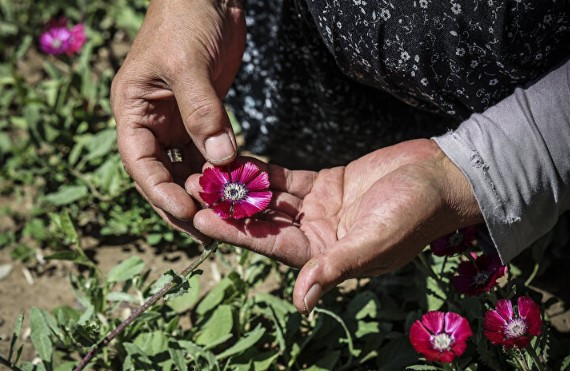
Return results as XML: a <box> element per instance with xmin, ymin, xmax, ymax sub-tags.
<box><xmin>111</xmin><ymin>0</ymin><xmax>245</xmax><ymax>239</ymax></box>
<box><xmin>186</xmin><ymin>139</ymin><xmax>483</xmax><ymax>312</ymax></box>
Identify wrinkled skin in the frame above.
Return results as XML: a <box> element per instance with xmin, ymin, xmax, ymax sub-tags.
<box><xmin>186</xmin><ymin>139</ymin><xmax>482</xmax><ymax>313</ymax></box>
<box><xmin>111</xmin><ymin>0</ymin><xmax>245</xmax><ymax>239</ymax></box>
<box><xmin>112</xmin><ymin>0</ymin><xmax>482</xmax><ymax>314</ymax></box>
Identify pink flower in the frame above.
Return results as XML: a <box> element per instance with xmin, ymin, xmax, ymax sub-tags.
<box><xmin>199</xmin><ymin>161</ymin><xmax>272</xmax><ymax>220</ymax></box>
<box><xmin>430</xmin><ymin>226</ymin><xmax>477</xmax><ymax>256</ymax></box>
<box><xmin>39</xmin><ymin>18</ymin><xmax>86</xmax><ymax>55</ymax></box>
<box><xmin>451</xmin><ymin>253</ymin><xmax>507</xmax><ymax>296</ymax></box>
<box><xmin>483</xmin><ymin>296</ymin><xmax>542</xmax><ymax>348</ymax></box>
<box><xmin>67</xmin><ymin>24</ymin><xmax>87</xmax><ymax>54</ymax></box>
<box><xmin>409</xmin><ymin>311</ymin><xmax>473</xmax><ymax>363</ymax></box>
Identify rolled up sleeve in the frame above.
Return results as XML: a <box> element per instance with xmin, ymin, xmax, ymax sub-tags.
<box><xmin>434</xmin><ymin>58</ymin><xmax>570</xmax><ymax>263</ymax></box>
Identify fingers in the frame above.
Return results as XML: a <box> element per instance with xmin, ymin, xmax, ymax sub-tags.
<box><xmin>185</xmin><ymin>156</ymin><xmax>317</xmax><ymax>200</ymax></box>
<box><xmin>193</xmin><ymin>208</ymin><xmax>311</xmax><ymax>267</ymax></box>
<box><xmin>171</xmin><ymin>69</ymin><xmax>237</xmax><ymax>165</ymax></box>
<box><xmin>117</xmin><ymin>124</ymin><xmax>199</xmax><ymax>222</ymax></box>
<box><xmin>134</xmin><ymin>184</ymin><xmax>210</xmax><ymax>243</ymax></box>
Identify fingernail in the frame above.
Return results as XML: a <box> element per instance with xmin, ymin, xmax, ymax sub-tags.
<box><xmin>303</xmin><ymin>283</ymin><xmax>322</xmax><ymax>314</ymax></box>
<box><xmin>205</xmin><ymin>132</ymin><xmax>235</xmax><ymax>162</ymax></box>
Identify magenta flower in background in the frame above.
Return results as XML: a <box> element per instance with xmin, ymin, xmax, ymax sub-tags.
<box><xmin>409</xmin><ymin>311</ymin><xmax>473</xmax><ymax>363</ymax></box>
<box><xmin>451</xmin><ymin>253</ymin><xmax>507</xmax><ymax>296</ymax></box>
<box><xmin>484</xmin><ymin>296</ymin><xmax>542</xmax><ymax>348</ymax></box>
<box><xmin>199</xmin><ymin>161</ymin><xmax>272</xmax><ymax>220</ymax></box>
<box><xmin>430</xmin><ymin>226</ymin><xmax>477</xmax><ymax>256</ymax></box>
<box><xmin>39</xmin><ymin>18</ymin><xmax>86</xmax><ymax>55</ymax></box>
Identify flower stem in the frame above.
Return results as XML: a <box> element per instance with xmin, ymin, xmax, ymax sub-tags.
<box><xmin>73</xmin><ymin>241</ymin><xmax>218</xmax><ymax>371</ymax></box>
<box><xmin>526</xmin><ymin>344</ymin><xmax>546</xmax><ymax>371</ymax></box>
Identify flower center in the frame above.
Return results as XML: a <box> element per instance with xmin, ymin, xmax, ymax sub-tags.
<box><xmin>52</xmin><ymin>39</ymin><xmax>63</xmax><ymax>48</ymax></box>
<box><xmin>448</xmin><ymin>232</ymin><xmax>464</xmax><ymax>247</ymax></box>
<box><xmin>473</xmin><ymin>271</ymin><xmax>490</xmax><ymax>286</ymax></box>
<box><xmin>431</xmin><ymin>333</ymin><xmax>453</xmax><ymax>351</ymax></box>
<box><xmin>223</xmin><ymin>182</ymin><xmax>248</xmax><ymax>201</ymax></box>
<box><xmin>505</xmin><ymin>318</ymin><xmax>527</xmax><ymax>338</ymax></box>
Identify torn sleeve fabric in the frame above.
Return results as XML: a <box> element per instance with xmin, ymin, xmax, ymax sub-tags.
<box><xmin>434</xmin><ymin>58</ymin><xmax>570</xmax><ymax>263</ymax></box>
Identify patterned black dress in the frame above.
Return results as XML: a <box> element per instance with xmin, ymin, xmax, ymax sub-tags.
<box><xmin>226</xmin><ymin>0</ymin><xmax>569</xmax><ymax>170</ymax></box>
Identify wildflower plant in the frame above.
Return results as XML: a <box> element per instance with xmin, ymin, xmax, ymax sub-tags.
<box><xmin>0</xmin><ymin>0</ymin><xmax>569</xmax><ymax>370</ymax></box>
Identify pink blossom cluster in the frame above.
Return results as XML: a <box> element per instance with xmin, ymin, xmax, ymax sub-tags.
<box><xmin>39</xmin><ymin>18</ymin><xmax>86</xmax><ymax>55</ymax></box>
<box><xmin>410</xmin><ymin>296</ymin><xmax>542</xmax><ymax>363</ymax></box>
<box><xmin>408</xmin><ymin>229</ymin><xmax>543</xmax><ymax>364</ymax></box>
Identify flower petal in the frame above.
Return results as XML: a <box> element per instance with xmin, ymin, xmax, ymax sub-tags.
<box><xmin>444</xmin><ymin>312</ymin><xmax>472</xmax><ymax>343</ymax></box>
<box><xmin>483</xmin><ymin>309</ymin><xmax>507</xmax><ymax>345</ymax></box>
<box><xmin>517</xmin><ymin>296</ymin><xmax>542</xmax><ymax>336</ymax></box>
<box><xmin>212</xmin><ymin>200</ymin><xmax>232</xmax><ymax>219</ymax></box>
<box><xmin>409</xmin><ymin>321</ymin><xmax>436</xmax><ymax>358</ymax></box>
<box><xmin>200</xmin><ymin>167</ymin><xmax>228</xmax><ymax>193</ymax></box>
<box><xmin>421</xmin><ymin>311</ymin><xmax>445</xmax><ymax>335</ymax></box>
<box><xmin>246</xmin><ymin>171</ymin><xmax>270</xmax><ymax>191</ymax></box>
<box><xmin>228</xmin><ymin>162</ymin><xmax>245</xmax><ymax>183</ymax></box>
<box><xmin>200</xmin><ymin>191</ymin><xmax>222</xmax><ymax>206</ymax></box>
<box><xmin>495</xmin><ymin>299</ymin><xmax>514</xmax><ymax>322</ymax></box>
<box><xmin>438</xmin><ymin>350</ymin><xmax>457</xmax><ymax>363</ymax></box>
<box><xmin>68</xmin><ymin>23</ymin><xmax>86</xmax><ymax>53</ymax></box>
<box><xmin>236</xmin><ymin>161</ymin><xmax>262</xmax><ymax>184</ymax></box>
<box><xmin>232</xmin><ymin>191</ymin><xmax>272</xmax><ymax>219</ymax></box>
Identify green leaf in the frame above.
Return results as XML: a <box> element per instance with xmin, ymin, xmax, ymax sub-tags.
<box><xmin>376</xmin><ymin>336</ymin><xmax>418</xmax><ymax>371</ymax></box>
<box><xmin>217</xmin><ymin>325</ymin><xmax>266</xmax><ymax>360</ymax></box>
<box><xmin>195</xmin><ymin>275</ymin><xmax>237</xmax><ymax>315</ymax></box>
<box><xmin>44</xmin><ymin>185</ymin><xmax>88</xmax><ymax>206</ymax></box>
<box><xmin>167</xmin><ymin>274</ymin><xmax>200</xmax><ymax>313</ymax></box>
<box><xmin>195</xmin><ymin>305</ymin><xmax>233</xmax><ymax>346</ymax></box>
<box><xmin>346</xmin><ymin>290</ymin><xmax>380</xmax><ymax>320</ymax></box>
<box><xmin>107</xmin><ymin>256</ymin><xmax>144</xmax><ymax>283</ymax></box>
<box><xmin>84</xmin><ymin>129</ymin><xmax>116</xmax><ymax>161</ymax></box>
<box><xmin>406</xmin><ymin>365</ymin><xmax>440</xmax><ymax>370</ymax></box>
<box><xmin>29</xmin><ymin>307</ymin><xmax>53</xmax><ymax>363</ymax></box>
<box><xmin>304</xmin><ymin>350</ymin><xmax>340</xmax><ymax>371</ymax></box>
<box><xmin>253</xmin><ymin>351</ymin><xmax>279</xmax><ymax>371</ymax></box>
<box><xmin>134</xmin><ymin>331</ymin><xmax>169</xmax><ymax>356</ymax></box>
<box><xmin>168</xmin><ymin>347</ymin><xmax>187</xmax><ymax>371</ymax></box>
<box><xmin>106</xmin><ymin>292</ymin><xmax>139</xmax><ymax>303</ymax></box>
<box><xmin>426</xmin><ymin>276</ymin><xmax>445</xmax><ymax>311</ymax></box>
<box><xmin>123</xmin><ymin>342</ymin><xmax>153</xmax><ymax>365</ymax></box>
<box><xmin>8</xmin><ymin>312</ymin><xmax>23</xmax><ymax>362</ymax></box>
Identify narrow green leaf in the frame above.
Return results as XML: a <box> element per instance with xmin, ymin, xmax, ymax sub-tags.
<box><xmin>106</xmin><ymin>292</ymin><xmax>139</xmax><ymax>303</ymax></box>
<box><xmin>195</xmin><ymin>305</ymin><xmax>234</xmax><ymax>346</ymax></box>
<box><xmin>168</xmin><ymin>347</ymin><xmax>187</xmax><ymax>371</ymax></box>
<box><xmin>216</xmin><ymin>325</ymin><xmax>266</xmax><ymax>360</ymax></box>
<box><xmin>8</xmin><ymin>312</ymin><xmax>23</xmax><ymax>362</ymax></box>
<box><xmin>44</xmin><ymin>185</ymin><xmax>88</xmax><ymax>206</ymax></box>
<box><xmin>29</xmin><ymin>307</ymin><xmax>52</xmax><ymax>362</ymax></box>
<box><xmin>107</xmin><ymin>256</ymin><xmax>144</xmax><ymax>283</ymax></box>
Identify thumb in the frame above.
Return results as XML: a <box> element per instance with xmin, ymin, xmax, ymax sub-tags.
<box><xmin>172</xmin><ymin>69</ymin><xmax>237</xmax><ymax>165</ymax></box>
<box><xmin>293</xmin><ymin>244</ymin><xmax>358</xmax><ymax>314</ymax></box>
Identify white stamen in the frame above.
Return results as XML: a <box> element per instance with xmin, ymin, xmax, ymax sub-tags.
<box><xmin>505</xmin><ymin>318</ymin><xmax>527</xmax><ymax>338</ymax></box>
<box><xmin>223</xmin><ymin>182</ymin><xmax>248</xmax><ymax>201</ymax></box>
<box><xmin>431</xmin><ymin>333</ymin><xmax>453</xmax><ymax>351</ymax></box>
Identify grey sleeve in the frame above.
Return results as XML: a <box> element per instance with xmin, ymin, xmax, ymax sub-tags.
<box><xmin>433</xmin><ymin>58</ymin><xmax>570</xmax><ymax>263</ymax></box>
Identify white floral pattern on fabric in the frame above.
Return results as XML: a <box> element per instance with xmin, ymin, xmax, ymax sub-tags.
<box><xmin>226</xmin><ymin>0</ymin><xmax>569</xmax><ymax>169</ymax></box>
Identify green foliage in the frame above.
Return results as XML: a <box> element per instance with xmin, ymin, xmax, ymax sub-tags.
<box><xmin>1</xmin><ymin>0</ymin><xmax>568</xmax><ymax>370</ymax></box>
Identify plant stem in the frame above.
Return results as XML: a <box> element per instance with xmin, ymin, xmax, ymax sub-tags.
<box><xmin>526</xmin><ymin>344</ymin><xmax>546</xmax><ymax>371</ymax></box>
<box><xmin>73</xmin><ymin>241</ymin><xmax>218</xmax><ymax>371</ymax></box>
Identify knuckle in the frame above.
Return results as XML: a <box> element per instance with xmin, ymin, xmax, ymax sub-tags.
<box><xmin>186</xmin><ymin>99</ymin><xmax>223</xmax><ymax>133</ymax></box>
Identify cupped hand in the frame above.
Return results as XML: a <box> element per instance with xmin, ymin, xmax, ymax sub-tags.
<box><xmin>111</xmin><ymin>0</ymin><xmax>245</xmax><ymax>239</ymax></box>
<box><xmin>186</xmin><ymin>139</ymin><xmax>483</xmax><ymax>313</ymax></box>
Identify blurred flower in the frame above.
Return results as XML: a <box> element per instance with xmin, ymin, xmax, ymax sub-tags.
<box><xmin>430</xmin><ymin>226</ymin><xmax>477</xmax><ymax>256</ymax></box>
<box><xmin>484</xmin><ymin>296</ymin><xmax>542</xmax><ymax>348</ymax></box>
<box><xmin>39</xmin><ymin>18</ymin><xmax>86</xmax><ymax>55</ymax></box>
<box><xmin>451</xmin><ymin>253</ymin><xmax>507</xmax><ymax>296</ymax></box>
<box><xmin>199</xmin><ymin>161</ymin><xmax>272</xmax><ymax>220</ymax></box>
<box><xmin>409</xmin><ymin>311</ymin><xmax>473</xmax><ymax>363</ymax></box>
